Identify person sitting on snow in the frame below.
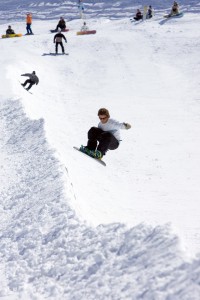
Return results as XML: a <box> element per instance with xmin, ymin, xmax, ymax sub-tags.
<box><xmin>81</xmin><ymin>22</ymin><xmax>89</xmax><ymax>31</ymax></box>
<box><xmin>146</xmin><ymin>5</ymin><xmax>153</xmax><ymax>19</ymax></box>
<box><xmin>21</xmin><ymin>71</ymin><xmax>39</xmax><ymax>91</ymax></box>
<box><xmin>56</xmin><ymin>17</ymin><xmax>66</xmax><ymax>31</ymax></box>
<box><xmin>170</xmin><ymin>1</ymin><xmax>179</xmax><ymax>15</ymax></box>
<box><xmin>133</xmin><ymin>9</ymin><xmax>143</xmax><ymax>21</ymax></box>
<box><xmin>80</xmin><ymin>108</ymin><xmax>131</xmax><ymax>159</ymax></box>
<box><xmin>6</xmin><ymin>25</ymin><xmax>15</xmax><ymax>35</ymax></box>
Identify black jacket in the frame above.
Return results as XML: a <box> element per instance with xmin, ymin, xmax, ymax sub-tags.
<box><xmin>54</xmin><ymin>33</ymin><xmax>67</xmax><ymax>43</ymax></box>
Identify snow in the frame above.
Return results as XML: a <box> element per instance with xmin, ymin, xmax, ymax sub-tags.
<box><xmin>0</xmin><ymin>0</ymin><xmax>200</xmax><ymax>299</ymax></box>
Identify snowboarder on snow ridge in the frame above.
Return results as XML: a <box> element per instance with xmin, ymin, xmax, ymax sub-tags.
<box><xmin>21</xmin><ymin>71</ymin><xmax>39</xmax><ymax>91</ymax></box>
<box><xmin>81</xmin><ymin>108</ymin><xmax>131</xmax><ymax>159</ymax></box>
<box><xmin>54</xmin><ymin>30</ymin><xmax>67</xmax><ymax>54</ymax></box>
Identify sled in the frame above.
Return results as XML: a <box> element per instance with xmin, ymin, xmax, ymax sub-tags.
<box><xmin>2</xmin><ymin>33</ymin><xmax>22</xmax><ymax>38</ymax></box>
<box><xmin>76</xmin><ymin>30</ymin><xmax>96</xmax><ymax>35</ymax></box>
<box><xmin>164</xmin><ymin>12</ymin><xmax>184</xmax><ymax>19</ymax></box>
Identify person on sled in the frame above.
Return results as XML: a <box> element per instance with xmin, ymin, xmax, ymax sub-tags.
<box><xmin>21</xmin><ymin>71</ymin><xmax>39</xmax><ymax>91</ymax></box>
<box><xmin>169</xmin><ymin>1</ymin><xmax>179</xmax><ymax>16</ymax></box>
<box><xmin>133</xmin><ymin>9</ymin><xmax>143</xmax><ymax>21</ymax></box>
<box><xmin>53</xmin><ymin>30</ymin><xmax>67</xmax><ymax>54</ymax></box>
<box><xmin>6</xmin><ymin>25</ymin><xmax>15</xmax><ymax>35</ymax></box>
<box><xmin>81</xmin><ymin>22</ymin><xmax>89</xmax><ymax>31</ymax></box>
<box><xmin>55</xmin><ymin>17</ymin><xmax>66</xmax><ymax>31</ymax></box>
<box><xmin>80</xmin><ymin>108</ymin><xmax>131</xmax><ymax>159</ymax></box>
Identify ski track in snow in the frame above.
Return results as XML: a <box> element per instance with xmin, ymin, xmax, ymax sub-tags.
<box><xmin>0</xmin><ymin>1</ymin><xmax>200</xmax><ymax>299</ymax></box>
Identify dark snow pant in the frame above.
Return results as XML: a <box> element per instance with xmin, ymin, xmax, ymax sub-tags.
<box><xmin>87</xmin><ymin>127</ymin><xmax>119</xmax><ymax>155</ymax></box>
<box><xmin>55</xmin><ymin>42</ymin><xmax>65</xmax><ymax>54</ymax></box>
<box><xmin>26</xmin><ymin>24</ymin><xmax>32</xmax><ymax>34</ymax></box>
<box><xmin>22</xmin><ymin>79</ymin><xmax>35</xmax><ymax>90</ymax></box>
<box><xmin>56</xmin><ymin>25</ymin><xmax>66</xmax><ymax>31</ymax></box>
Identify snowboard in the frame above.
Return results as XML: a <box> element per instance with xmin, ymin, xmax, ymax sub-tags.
<box><xmin>76</xmin><ymin>30</ymin><xmax>96</xmax><ymax>35</ymax></box>
<box><xmin>19</xmin><ymin>81</ymin><xmax>32</xmax><ymax>94</ymax></box>
<box><xmin>73</xmin><ymin>147</ymin><xmax>106</xmax><ymax>166</ymax></box>
<box><xmin>164</xmin><ymin>12</ymin><xmax>184</xmax><ymax>18</ymax></box>
<box><xmin>42</xmin><ymin>53</ymin><xmax>69</xmax><ymax>56</ymax></box>
<box><xmin>50</xmin><ymin>29</ymin><xmax>69</xmax><ymax>33</ymax></box>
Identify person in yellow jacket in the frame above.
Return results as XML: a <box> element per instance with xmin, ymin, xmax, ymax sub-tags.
<box><xmin>26</xmin><ymin>13</ymin><xmax>33</xmax><ymax>35</ymax></box>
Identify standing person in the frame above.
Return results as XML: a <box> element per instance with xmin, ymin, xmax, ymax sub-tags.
<box><xmin>146</xmin><ymin>5</ymin><xmax>153</xmax><ymax>19</ymax></box>
<box><xmin>80</xmin><ymin>108</ymin><xmax>131</xmax><ymax>159</ymax></box>
<box><xmin>78</xmin><ymin>0</ymin><xmax>85</xmax><ymax>19</ymax></box>
<box><xmin>53</xmin><ymin>30</ymin><xmax>67</xmax><ymax>54</ymax></box>
<box><xmin>21</xmin><ymin>71</ymin><xmax>39</xmax><ymax>91</ymax></box>
<box><xmin>55</xmin><ymin>17</ymin><xmax>66</xmax><ymax>31</ymax></box>
<box><xmin>133</xmin><ymin>9</ymin><xmax>143</xmax><ymax>21</ymax></box>
<box><xmin>26</xmin><ymin>13</ymin><xmax>33</xmax><ymax>35</ymax></box>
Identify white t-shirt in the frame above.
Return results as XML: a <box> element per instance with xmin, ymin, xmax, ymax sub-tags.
<box><xmin>98</xmin><ymin>118</ymin><xmax>126</xmax><ymax>141</ymax></box>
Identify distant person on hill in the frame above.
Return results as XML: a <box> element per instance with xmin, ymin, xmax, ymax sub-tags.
<box><xmin>81</xmin><ymin>22</ymin><xmax>89</xmax><ymax>31</ymax></box>
<box><xmin>6</xmin><ymin>25</ymin><xmax>15</xmax><ymax>35</ymax></box>
<box><xmin>170</xmin><ymin>1</ymin><xmax>179</xmax><ymax>16</ymax></box>
<box><xmin>21</xmin><ymin>71</ymin><xmax>39</xmax><ymax>91</ymax></box>
<box><xmin>80</xmin><ymin>108</ymin><xmax>131</xmax><ymax>159</ymax></box>
<box><xmin>55</xmin><ymin>17</ymin><xmax>66</xmax><ymax>31</ymax></box>
<box><xmin>133</xmin><ymin>9</ymin><xmax>143</xmax><ymax>21</ymax></box>
<box><xmin>26</xmin><ymin>13</ymin><xmax>33</xmax><ymax>35</ymax></box>
<box><xmin>53</xmin><ymin>30</ymin><xmax>67</xmax><ymax>54</ymax></box>
<box><xmin>146</xmin><ymin>5</ymin><xmax>153</xmax><ymax>19</ymax></box>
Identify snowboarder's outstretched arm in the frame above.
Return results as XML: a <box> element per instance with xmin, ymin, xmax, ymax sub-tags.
<box><xmin>21</xmin><ymin>73</ymin><xmax>31</xmax><ymax>77</ymax></box>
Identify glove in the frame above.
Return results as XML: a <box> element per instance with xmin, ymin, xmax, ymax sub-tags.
<box><xmin>123</xmin><ymin>123</ymin><xmax>131</xmax><ymax>129</ymax></box>
<box><xmin>65</xmin><ymin>40</ymin><xmax>67</xmax><ymax>43</ymax></box>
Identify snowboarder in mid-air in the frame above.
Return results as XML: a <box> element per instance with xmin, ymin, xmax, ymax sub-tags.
<box><xmin>80</xmin><ymin>108</ymin><xmax>131</xmax><ymax>159</ymax></box>
<box><xmin>21</xmin><ymin>71</ymin><xmax>39</xmax><ymax>91</ymax></box>
<box><xmin>53</xmin><ymin>30</ymin><xmax>67</xmax><ymax>54</ymax></box>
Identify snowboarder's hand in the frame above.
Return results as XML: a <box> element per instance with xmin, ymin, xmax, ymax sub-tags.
<box><xmin>124</xmin><ymin>123</ymin><xmax>131</xmax><ymax>129</ymax></box>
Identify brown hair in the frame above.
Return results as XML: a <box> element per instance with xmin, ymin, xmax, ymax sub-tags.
<box><xmin>98</xmin><ymin>108</ymin><xmax>110</xmax><ymax>118</ymax></box>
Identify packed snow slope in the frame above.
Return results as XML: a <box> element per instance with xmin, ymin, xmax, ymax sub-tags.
<box><xmin>1</xmin><ymin>0</ymin><xmax>200</xmax><ymax>299</ymax></box>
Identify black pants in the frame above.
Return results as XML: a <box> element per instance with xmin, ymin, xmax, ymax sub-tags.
<box><xmin>56</xmin><ymin>25</ymin><xmax>66</xmax><ymax>31</ymax></box>
<box><xmin>55</xmin><ymin>42</ymin><xmax>65</xmax><ymax>53</ymax></box>
<box><xmin>87</xmin><ymin>127</ymin><xmax>119</xmax><ymax>154</ymax></box>
<box><xmin>26</xmin><ymin>24</ymin><xmax>32</xmax><ymax>34</ymax></box>
<box><xmin>22</xmin><ymin>79</ymin><xmax>35</xmax><ymax>90</ymax></box>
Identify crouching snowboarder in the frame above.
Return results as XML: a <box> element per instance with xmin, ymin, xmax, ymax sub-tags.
<box><xmin>80</xmin><ymin>108</ymin><xmax>131</xmax><ymax>159</ymax></box>
<box><xmin>21</xmin><ymin>71</ymin><xmax>39</xmax><ymax>91</ymax></box>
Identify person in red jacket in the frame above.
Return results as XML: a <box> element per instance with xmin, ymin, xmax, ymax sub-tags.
<box><xmin>26</xmin><ymin>13</ymin><xmax>33</xmax><ymax>35</ymax></box>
